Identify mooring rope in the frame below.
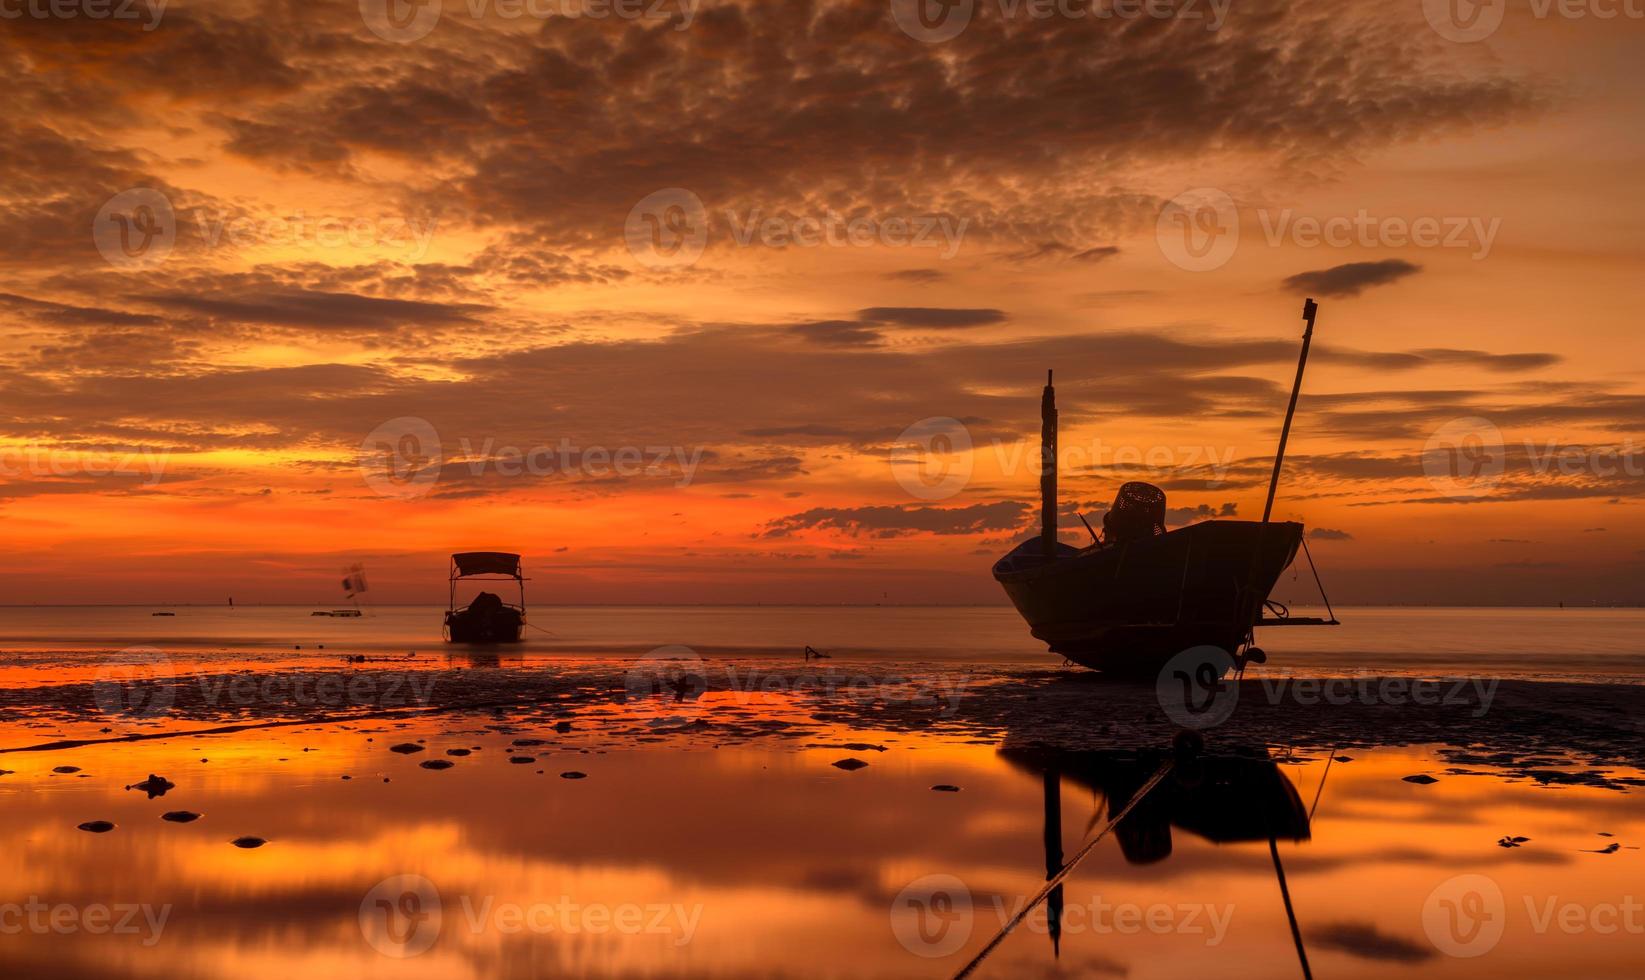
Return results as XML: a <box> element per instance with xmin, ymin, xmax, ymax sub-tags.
<box><xmin>951</xmin><ymin>759</ymin><xmax>1175</xmax><ymax>980</ymax></box>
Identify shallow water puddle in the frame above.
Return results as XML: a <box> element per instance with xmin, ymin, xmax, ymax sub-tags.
<box><xmin>1</xmin><ymin>720</ymin><xmax>1641</xmax><ymax>979</ymax></box>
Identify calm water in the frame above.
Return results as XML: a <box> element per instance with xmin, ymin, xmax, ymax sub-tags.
<box><xmin>2</xmin><ymin>720</ymin><xmax>1640</xmax><ymax>979</ymax></box>
<box><xmin>1</xmin><ymin>605</ymin><xmax>1643</xmax><ymax>682</ymax></box>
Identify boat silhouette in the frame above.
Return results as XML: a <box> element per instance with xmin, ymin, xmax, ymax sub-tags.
<box><xmin>443</xmin><ymin>552</ymin><xmax>527</xmax><ymax>643</ymax></box>
<box><xmin>994</xmin><ymin>300</ymin><xmax>1338</xmax><ymax>674</ymax></box>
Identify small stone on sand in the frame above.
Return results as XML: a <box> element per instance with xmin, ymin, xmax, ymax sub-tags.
<box><xmin>78</xmin><ymin>820</ymin><xmax>116</xmax><ymax>833</ymax></box>
<box><xmin>1402</xmin><ymin>774</ymin><xmax>1439</xmax><ymax>784</ymax></box>
<box><xmin>832</xmin><ymin>758</ymin><xmax>869</xmax><ymax>771</ymax></box>
<box><xmin>931</xmin><ymin>784</ymin><xmax>961</xmax><ymax>792</ymax></box>
<box><xmin>53</xmin><ymin>766</ymin><xmax>81</xmax><ymax>774</ymax></box>
<box><xmin>420</xmin><ymin>760</ymin><xmax>454</xmax><ymax>770</ymax></box>
<box><xmin>509</xmin><ymin>756</ymin><xmax>535</xmax><ymax>764</ymax></box>
<box><xmin>162</xmin><ymin>811</ymin><xmax>202</xmax><ymax>823</ymax></box>
<box><xmin>389</xmin><ymin>743</ymin><xmax>424</xmax><ymax>754</ymax></box>
<box><xmin>230</xmin><ymin>837</ymin><xmax>267</xmax><ymax>848</ymax></box>
<box><xmin>560</xmin><ymin>771</ymin><xmax>587</xmax><ymax>779</ymax></box>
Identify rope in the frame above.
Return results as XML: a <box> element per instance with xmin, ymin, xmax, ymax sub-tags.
<box><xmin>1270</xmin><ymin>836</ymin><xmax>1314</xmax><ymax>980</ymax></box>
<box><xmin>951</xmin><ymin>759</ymin><xmax>1175</xmax><ymax>980</ymax></box>
<box><xmin>1308</xmin><ymin>749</ymin><xmax>1336</xmax><ymax>822</ymax></box>
<box><xmin>1299</xmin><ymin>535</ymin><xmax>1338</xmax><ymax>623</ymax></box>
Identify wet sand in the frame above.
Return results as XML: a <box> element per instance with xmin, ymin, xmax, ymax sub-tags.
<box><xmin>5</xmin><ymin>660</ymin><xmax>1642</xmax><ymax>788</ymax></box>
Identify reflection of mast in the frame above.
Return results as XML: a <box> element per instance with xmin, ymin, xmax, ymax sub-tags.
<box><xmin>1042</xmin><ymin>769</ymin><xmax>1063</xmax><ymax>958</ymax></box>
<box><xmin>1040</xmin><ymin>370</ymin><xmax>1058</xmax><ymax>558</ymax></box>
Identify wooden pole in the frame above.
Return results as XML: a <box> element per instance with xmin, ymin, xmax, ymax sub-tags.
<box><xmin>1263</xmin><ymin>300</ymin><xmax>1319</xmax><ymax>524</ymax></box>
<box><xmin>1040</xmin><ymin>370</ymin><xmax>1058</xmax><ymax>557</ymax></box>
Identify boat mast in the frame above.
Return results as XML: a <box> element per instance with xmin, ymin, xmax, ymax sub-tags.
<box><xmin>1262</xmin><ymin>299</ymin><xmax>1319</xmax><ymax>524</ymax></box>
<box><xmin>1040</xmin><ymin>370</ymin><xmax>1058</xmax><ymax>557</ymax></box>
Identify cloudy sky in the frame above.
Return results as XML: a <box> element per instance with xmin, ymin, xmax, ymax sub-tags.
<box><xmin>2</xmin><ymin>0</ymin><xmax>1641</xmax><ymax>604</ymax></box>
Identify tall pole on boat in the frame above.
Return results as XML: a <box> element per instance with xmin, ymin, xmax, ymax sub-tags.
<box><xmin>1262</xmin><ymin>299</ymin><xmax>1319</xmax><ymax>524</ymax></box>
<box><xmin>1040</xmin><ymin>370</ymin><xmax>1059</xmax><ymax>558</ymax></box>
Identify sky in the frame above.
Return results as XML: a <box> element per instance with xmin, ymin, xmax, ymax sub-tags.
<box><xmin>1</xmin><ymin>0</ymin><xmax>1642</xmax><ymax>605</ymax></box>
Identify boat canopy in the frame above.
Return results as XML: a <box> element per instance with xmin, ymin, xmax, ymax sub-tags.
<box><xmin>451</xmin><ymin>552</ymin><xmax>522</xmax><ymax>578</ymax></box>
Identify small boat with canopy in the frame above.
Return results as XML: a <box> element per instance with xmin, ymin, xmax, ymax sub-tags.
<box><xmin>443</xmin><ymin>552</ymin><xmax>527</xmax><ymax>643</ymax></box>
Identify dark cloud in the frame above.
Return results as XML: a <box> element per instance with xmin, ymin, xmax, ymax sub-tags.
<box><xmin>1309</xmin><ymin>527</ymin><xmax>1354</xmax><ymax>540</ymax></box>
<box><xmin>882</xmin><ymin>269</ymin><xmax>948</xmax><ymax>283</ymax></box>
<box><xmin>857</xmin><ymin>307</ymin><xmax>1008</xmax><ymax>329</ymax></box>
<box><xmin>763</xmin><ymin>502</ymin><xmax>1031</xmax><ymax>538</ymax></box>
<box><xmin>1282</xmin><ymin>259</ymin><xmax>1423</xmax><ymax>298</ymax></box>
<box><xmin>142</xmin><ymin>289</ymin><xmax>492</xmax><ymax>331</ymax></box>
<box><xmin>1309</xmin><ymin>922</ymin><xmax>1435</xmax><ymax>963</ymax></box>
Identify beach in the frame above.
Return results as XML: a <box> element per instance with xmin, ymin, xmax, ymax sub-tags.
<box><xmin>2</xmin><ymin>606</ymin><xmax>1642</xmax><ymax>978</ymax></box>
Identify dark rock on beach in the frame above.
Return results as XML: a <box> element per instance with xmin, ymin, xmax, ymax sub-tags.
<box><xmin>389</xmin><ymin>743</ymin><xmax>424</xmax><ymax>754</ymax></box>
<box><xmin>78</xmin><ymin>820</ymin><xmax>116</xmax><ymax>833</ymax></box>
<box><xmin>230</xmin><ymin>837</ymin><xmax>267</xmax><ymax>848</ymax></box>
<box><xmin>832</xmin><ymin>758</ymin><xmax>869</xmax><ymax>771</ymax></box>
<box><xmin>162</xmin><ymin>811</ymin><xmax>202</xmax><ymax>823</ymax></box>
<box><xmin>1402</xmin><ymin>774</ymin><xmax>1439</xmax><ymax>784</ymax></box>
<box><xmin>560</xmin><ymin>771</ymin><xmax>587</xmax><ymax>779</ymax></box>
<box><xmin>931</xmin><ymin>784</ymin><xmax>961</xmax><ymax>792</ymax></box>
<box><xmin>509</xmin><ymin>756</ymin><xmax>535</xmax><ymax>764</ymax></box>
<box><xmin>420</xmin><ymin>759</ymin><xmax>454</xmax><ymax>770</ymax></box>
<box><xmin>126</xmin><ymin>774</ymin><xmax>176</xmax><ymax>798</ymax></box>
<box><xmin>53</xmin><ymin>766</ymin><xmax>82</xmax><ymax>774</ymax></box>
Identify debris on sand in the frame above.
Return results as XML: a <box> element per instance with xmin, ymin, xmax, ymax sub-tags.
<box><xmin>420</xmin><ymin>760</ymin><xmax>455</xmax><ymax>770</ymax></box>
<box><xmin>560</xmin><ymin>771</ymin><xmax>587</xmax><ymax>779</ymax></box>
<box><xmin>389</xmin><ymin>743</ymin><xmax>424</xmax><ymax>754</ymax></box>
<box><xmin>1402</xmin><ymin>774</ymin><xmax>1439</xmax><ymax>784</ymax></box>
<box><xmin>78</xmin><ymin>821</ymin><xmax>116</xmax><ymax>833</ymax></box>
<box><xmin>162</xmin><ymin>811</ymin><xmax>202</xmax><ymax>823</ymax></box>
<box><xmin>125</xmin><ymin>774</ymin><xmax>176</xmax><ymax>798</ymax></box>
<box><xmin>230</xmin><ymin>837</ymin><xmax>267</xmax><ymax>848</ymax></box>
<box><xmin>832</xmin><ymin>758</ymin><xmax>869</xmax><ymax>772</ymax></box>
<box><xmin>931</xmin><ymin>784</ymin><xmax>961</xmax><ymax>792</ymax></box>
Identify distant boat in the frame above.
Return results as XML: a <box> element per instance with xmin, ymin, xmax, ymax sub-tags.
<box><xmin>443</xmin><ymin>552</ymin><xmax>526</xmax><ymax>643</ymax></box>
<box><xmin>994</xmin><ymin>301</ymin><xmax>1338</xmax><ymax>675</ymax></box>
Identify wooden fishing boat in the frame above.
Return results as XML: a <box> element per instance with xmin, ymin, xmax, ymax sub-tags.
<box><xmin>993</xmin><ymin>300</ymin><xmax>1338</xmax><ymax>675</ymax></box>
<box><xmin>443</xmin><ymin>552</ymin><xmax>526</xmax><ymax>643</ymax></box>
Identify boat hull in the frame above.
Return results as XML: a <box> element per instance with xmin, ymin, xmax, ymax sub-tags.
<box><xmin>992</xmin><ymin>520</ymin><xmax>1303</xmax><ymax>674</ymax></box>
<box><xmin>443</xmin><ymin>606</ymin><xmax>525</xmax><ymax>644</ymax></box>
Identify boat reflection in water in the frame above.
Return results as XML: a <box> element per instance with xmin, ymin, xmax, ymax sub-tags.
<box><xmin>996</xmin><ymin>742</ymin><xmax>1313</xmax><ymax>965</ymax></box>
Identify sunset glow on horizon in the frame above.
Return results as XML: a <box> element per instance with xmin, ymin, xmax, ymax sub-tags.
<box><xmin>3</xmin><ymin>0</ymin><xmax>1642</xmax><ymax>605</ymax></box>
